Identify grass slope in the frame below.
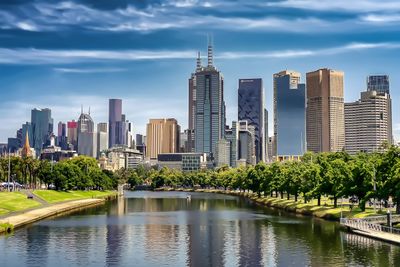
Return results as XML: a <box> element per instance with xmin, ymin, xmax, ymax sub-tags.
<box><xmin>33</xmin><ymin>190</ymin><xmax>116</xmax><ymax>203</ymax></box>
<box><xmin>0</xmin><ymin>192</ymin><xmax>41</xmax><ymax>214</ymax></box>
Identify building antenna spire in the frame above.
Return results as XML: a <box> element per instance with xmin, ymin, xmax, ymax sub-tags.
<box><xmin>81</xmin><ymin>105</ymin><xmax>83</xmax><ymax>114</ymax></box>
<box><xmin>196</xmin><ymin>51</ymin><xmax>201</xmax><ymax>70</ymax></box>
<box><xmin>207</xmin><ymin>34</ymin><xmax>213</xmax><ymax>67</ymax></box>
<box><xmin>88</xmin><ymin>106</ymin><xmax>91</xmax><ymax>115</ymax></box>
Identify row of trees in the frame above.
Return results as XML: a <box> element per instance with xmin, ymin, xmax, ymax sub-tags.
<box><xmin>2</xmin><ymin>147</ymin><xmax>400</xmax><ymax>213</ymax></box>
<box><xmin>122</xmin><ymin>147</ymin><xmax>400</xmax><ymax>213</ymax></box>
<box><xmin>0</xmin><ymin>156</ymin><xmax>117</xmax><ymax>191</ymax></box>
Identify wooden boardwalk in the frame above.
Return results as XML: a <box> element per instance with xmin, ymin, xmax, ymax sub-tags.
<box><xmin>341</xmin><ymin>216</ymin><xmax>400</xmax><ymax>245</ymax></box>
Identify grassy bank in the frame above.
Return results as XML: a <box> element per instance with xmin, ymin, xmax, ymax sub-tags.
<box><xmin>160</xmin><ymin>188</ymin><xmax>386</xmax><ymax>220</ymax></box>
<box><xmin>0</xmin><ymin>192</ymin><xmax>41</xmax><ymax>215</ymax></box>
<box><xmin>33</xmin><ymin>190</ymin><xmax>117</xmax><ymax>203</ymax></box>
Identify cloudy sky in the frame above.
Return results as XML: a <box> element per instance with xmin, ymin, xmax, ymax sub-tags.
<box><xmin>1</xmin><ymin>0</ymin><xmax>400</xmax><ymax>142</ymax></box>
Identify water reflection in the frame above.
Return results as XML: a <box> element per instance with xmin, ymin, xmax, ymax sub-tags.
<box><xmin>0</xmin><ymin>191</ymin><xmax>399</xmax><ymax>267</ymax></box>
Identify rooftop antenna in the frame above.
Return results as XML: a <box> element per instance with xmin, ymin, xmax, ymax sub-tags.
<box><xmin>196</xmin><ymin>51</ymin><xmax>202</xmax><ymax>71</ymax></box>
<box><xmin>81</xmin><ymin>105</ymin><xmax>83</xmax><ymax>114</ymax></box>
<box><xmin>207</xmin><ymin>34</ymin><xmax>213</xmax><ymax>67</ymax></box>
<box><xmin>88</xmin><ymin>106</ymin><xmax>91</xmax><ymax>115</ymax></box>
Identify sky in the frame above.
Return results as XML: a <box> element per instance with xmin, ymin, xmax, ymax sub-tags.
<box><xmin>1</xmin><ymin>0</ymin><xmax>400</xmax><ymax>143</ymax></box>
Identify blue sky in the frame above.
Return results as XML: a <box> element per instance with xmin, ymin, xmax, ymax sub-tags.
<box><xmin>1</xmin><ymin>0</ymin><xmax>400</xmax><ymax>142</ymax></box>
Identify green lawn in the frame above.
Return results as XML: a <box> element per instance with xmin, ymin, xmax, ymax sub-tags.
<box><xmin>0</xmin><ymin>192</ymin><xmax>41</xmax><ymax>214</ymax></box>
<box><xmin>33</xmin><ymin>190</ymin><xmax>116</xmax><ymax>203</ymax></box>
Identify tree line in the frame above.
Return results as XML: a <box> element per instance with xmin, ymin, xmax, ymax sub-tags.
<box><xmin>2</xmin><ymin>147</ymin><xmax>400</xmax><ymax>213</ymax></box>
<box><xmin>125</xmin><ymin>146</ymin><xmax>400</xmax><ymax>214</ymax></box>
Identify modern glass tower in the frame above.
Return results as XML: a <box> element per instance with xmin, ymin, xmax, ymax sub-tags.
<box><xmin>31</xmin><ymin>108</ymin><xmax>53</xmax><ymax>156</ymax></box>
<box><xmin>238</xmin><ymin>78</ymin><xmax>265</xmax><ymax>163</ymax></box>
<box><xmin>367</xmin><ymin>75</ymin><xmax>390</xmax><ymax>95</ymax></box>
<box><xmin>109</xmin><ymin>99</ymin><xmax>122</xmax><ymax>148</ymax></box>
<box><xmin>194</xmin><ymin>41</ymin><xmax>226</xmax><ymax>156</ymax></box>
<box><xmin>273</xmin><ymin>71</ymin><xmax>306</xmax><ymax>159</ymax></box>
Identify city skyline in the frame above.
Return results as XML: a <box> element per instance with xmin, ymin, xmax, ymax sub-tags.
<box><xmin>1</xmin><ymin>0</ymin><xmax>400</xmax><ymax>143</ymax></box>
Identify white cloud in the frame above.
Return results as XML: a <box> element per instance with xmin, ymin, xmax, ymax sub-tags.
<box><xmin>0</xmin><ymin>42</ymin><xmax>399</xmax><ymax>65</ymax></box>
<box><xmin>15</xmin><ymin>21</ymin><xmax>38</xmax><ymax>31</ymax></box>
<box><xmin>265</xmin><ymin>0</ymin><xmax>400</xmax><ymax>13</ymax></box>
<box><xmin>53</xmin><ymin>67</ymin><xmax>128</xmax><ymax>73</ymax></box>
<box><xmin>361</xmin><ymin>14</ymin><xmax>400</xmax><ymax>23</ymax></box>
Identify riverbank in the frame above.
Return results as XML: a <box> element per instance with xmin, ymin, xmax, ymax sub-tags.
<box><xmin>0</xmin><ymin>198</ymin><xmax>106</xmax><ymax>234</ymax></box>
<box><xmin>156</xmin><ymin>187</ymin><xmax>384</xmax><ymax>221</ymax></box>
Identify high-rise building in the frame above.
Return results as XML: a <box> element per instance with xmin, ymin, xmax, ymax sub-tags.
<box><xmin>67</xmin><ymin>120</ymin><xmax>78</xmax><ymax>150</ymax></box>
<box><xmin>238</xmin><ymin>78</ymin><xmax>265</xmax><ymax>163</ymax></box>
<box><xmin>345</xmin><ymin>91</ymin><xmax>392</xmax><ymax>154</ymax></box>
<box><xmin>77</xmin><ymin>111</ymin><xmax>97</xmax><ymax>158</ymax></box>
<box><xmin>215</xmin><ymin>139</ymin><xmax>231</xmax><ymax>167</ymax></box>
<box><xmin>97</xmin><ymin>123</ymin><xmax>109</xmax><ymax>157</ymax></box>
<box><xmin>225</xmin><ymin>121</ymin><xmax>238</xmax><ymax>167</ymax></box>
<box><xmin>367</xmin><ymin>75</ymin><xmax>393</xmax><ymax>144</ymax></box>
<box><xmin>306</xmin><ymin>68</ymin><xmax>345</xmax><ymax>153</ymax></box>
<box><xmin>31</xmin><ymin>108</ymin><xmax>53</xmax><ymax>156</ymax></box>
<box><xmin>238</xmin><ymin>121</ymin><xmax>256</xmax><ymax>166</ymax></box>
<box><xmin>367</xmin><ymin>75</ymin><xmax>390</xmax><ymax>95</ymax></box>
<box><xmin>146</xmin><ymin>118</ymin><xmax>180</xmax><ymax>160</ymax></box>
<box><xmin>187</xmin><ymin>53</ymin><xmax>202</xmax><ymax>153</ymax></box>
<box><xmin>109</xmin><ymin>99</ymin><xmax>123</xmax><ymax>148</ymax></box>
<box><xmin>21</xmin><ymin>122</ymin><xmax>33</xmax><ymax>149</ymax></box>
<box><xmin>121</xmin><ymin>114</ymin><xmax>133</xmax><ymax>148</ymax></box>
<box><xmin>57</xmin><ymin>121</ymin><xmax>68</xmax><ymax>149</ymax></box>
<box><xmin>194</xmin><ymin>41</ymin><xmax>225</xmax><ymax>156</ymax></box>
<box><xmin>273</xmin><ymin>71</ymin><xmax>306</xmax><ymax>159</ymax></box>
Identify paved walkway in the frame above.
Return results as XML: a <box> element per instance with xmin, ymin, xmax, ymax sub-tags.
<box><xmin>0</xmin><ymin>198</ymin><xmax>105</xmax><ymax>232</ymax></box>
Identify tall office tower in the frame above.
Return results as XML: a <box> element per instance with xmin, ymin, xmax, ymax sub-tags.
<box><xmin>367</xmin><ymin>75</ymin><xmax>390</xmax><ymax>94</ymax></box>
<box><xmin>264</xmin><ymin>109</ymin><xmax>269</xmax><ymax>161</ymax></box>
<box><xmin>238</xmin><ymin>78</ymin><xmax>265</xmax><ymax>163</ymax></box>
<box><xmin>121</xmin><ymin>114</ymin><xmax>133</xmax><ymax>148</ymax></box>
<box><xmin>57</xmin><ymin>121</ymin><xmax>68</xmax><ymax>149</ymax></box>
<box><xmin>31</xmin><ymin>108</ymin><xmax>53</xmax><ymax>156</ymax></box>
<box><xmin>109</xmin><ymin>99</ymin><xmax>123</xmax><ymax>148</ymax></box>
<box><xmin>306</xmin><ymin>68</ymin><xmax>345</xmax><ymax>153</ymax></box>
<box><xmin>345</xmin><ymin>91</ymin><xmax>392</xmax><ymax>154</ymax></box>
<box><xmin>273</xmin><ymin>71</ymin><xmax>306</xmax><ymax>160</ymax></box>
<box><xmin>67</xmin><ymin>120</ymin><xmax>78</xmax><ymax>150</ymax></box>
<box><xmin>194</xmin><ymin>41</ymin><xmax>226</xmax><ymax>156</ymax></box>
<box><xmin>146</xmin><ymin>118</ymin><xmax>180</xmax><ymax>160</ymax></box>
<box><xmin>215</xmin><ymin>139</ymin><xmax>231</xmax><ymax>167</ymax></box>
<box><xmin>180</xmin><ymin>131</ymin><xmax>188</xmax><ymax>152</ymax></box>
<box><xmin>238</xmin><ymin>121</ymin><xmax>256</xmax><ymax>166</ymax></box>
<box><xmin>225</xmin><ymin>121</ymin><xmax>238</xmax><ymax>167</ymax></box>
<box><xmin>367</xmin><ymin>75</ymin><xmax>393</xmax><ymax>144</ymax></box>
<box><xmin>187</xmin><ymin>53</ymin><xmax>202</xmax><ymax>152</ymax></box>
<box><xmin>77</xmin><ymin>110</ymin><xmax>97</xmax><ymax>158</ymax></box>
<box><xmin>97</xmin><ymin>123</ymin><xmax>109</xmax><ymax>156</ymax></box>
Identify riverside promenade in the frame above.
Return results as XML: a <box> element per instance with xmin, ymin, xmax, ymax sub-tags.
<box><xmin>0</xmin><ymin>198</ymin><xmax>105</xmax><ymax>233</ymax></box>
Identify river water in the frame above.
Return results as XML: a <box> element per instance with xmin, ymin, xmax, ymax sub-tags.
<box><xmin>0</xmin><ymin>191</ymin><xmax>399</xmax><ymax>267</ymax></box>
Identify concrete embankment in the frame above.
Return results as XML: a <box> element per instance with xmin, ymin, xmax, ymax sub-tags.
<box><xmin>0</xmin><ymin>198</ymin><xmax>105</xmax><ymax>234</ymax></box>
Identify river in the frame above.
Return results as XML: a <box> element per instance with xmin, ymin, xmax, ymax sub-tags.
<box><xmin>0</xmin><ymin>191</ymin><xmax>399</xmax><ymax>266</ymax></box>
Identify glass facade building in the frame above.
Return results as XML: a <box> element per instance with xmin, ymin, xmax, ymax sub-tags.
<box><xmin>109</xmin><ymin>99</ymin><xmax>123</xmax><ymax>148</ymax></box>
<box><xmin>367</xmin><ymin>75</ymin><xmax>390</xmax><ymax>95</ymax></box>
<box><xmin>273</xmin><ymin>71</ymin><xmax>305</xmax><ymax>157</ymax></box>
<box><xmin>238</xmin><ymin>78</ymin><xmax>265</xmax><ymax>163</ymax></box>
<box><xmin>31</xmin><ymin>108</ymin><xmax>53</xmax><ymax>156</ymax></box>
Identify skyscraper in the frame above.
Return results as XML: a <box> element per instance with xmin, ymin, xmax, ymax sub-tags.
<box><xmin>345</xmin><ymin>90</ymin><xmax>392</xmax><ymax>154</ymax></box>
<box><xmin>77</xmin><ymin>110</ymin><xmax>97</xmax><ymax>158</ymax></box>
<box><xmin>57</xmin><ymin>121</ymin><xmax>68</xmax><ymax>149</ymax></box>
<box><xmin>194</xmin><ymin>41</ymin><xmax>225</xmax><ymax>156</ymax></box>
<box><xmin>225</xmin><ymin>121</ymin><xmax>238</xmax><ymax>167</ymax></box>
<box><xmin>367</xmin><ymin>75</ymin><xmax>390</xmax><ymax>95</ymax></box>
<box><xmin>306</xmin><ymin>68</ymin><xmax>345</xmax><ymax>153</ymax></box>
<box><xmin>238</xmin><ymin>78</ymin><xmax>265</xmax><ymax>163</ymax></box>
<box><xmin>67</xmin><ymin>120</ymin><xmax>78</xmax><ymax>150</ymax></box>
<box><xmin>109</xmin><ymin>99</ymin><xmax>122</xmax><ymax>148</ymax></box>
<box><xmin>31</xmin><ymin>108</ymin><xmax>53</xmax><ymax>156</ymax></box>
<box><xmin>273</xmin><ymin>71</ymin><xmax>306</xmax><ymax>159</ymax></box>
<box><xmin>238</xmin><ymin>121</ymin><xmax>256</xmax><ymax>166</ymax></box>
<box><xmin>146</xmin><ymin>118</ymin><xmax>180</xmax><ymax>160</ymax></box>
<box><xmin>367</xmin><ymin>74</ymin><xmax>393</xmax><ymax>144</ymax></box>
<box><xmin>97</xmin><ymin>122</ymin><xmax>109</xmax><ymax>156</ymax></box>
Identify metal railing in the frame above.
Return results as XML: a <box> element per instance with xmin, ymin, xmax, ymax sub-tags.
<box><xmin>341</xmin><ymin>218</ymin><xmax>400</xmax><ymax>235</ymax></box>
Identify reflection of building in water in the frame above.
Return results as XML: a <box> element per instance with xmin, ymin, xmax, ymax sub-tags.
<box><xmin>25</xmin><ymin>226</ymin><xmax>50</xmax><ymax>266</ymax></box>
<box><xmin>117</xmin><ymin>196</ymin><xmax>126</xmax><ymax>216</ymax></box>
<box><xmin>260</xmin><ymin>224</ymin><xmax>277</xmax><ymax>267</ymax></box>
<box><xmin>238</xmin><ymin>219</ymin><xmax>263</xmax><ymax>266</ymax></box>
